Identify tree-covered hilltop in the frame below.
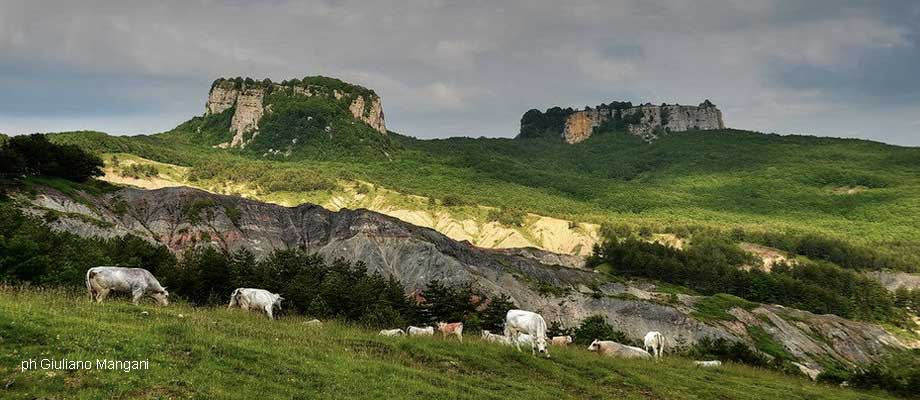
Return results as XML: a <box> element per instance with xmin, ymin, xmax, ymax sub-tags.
<box><xmin>210</xmin><ymin>75</ymin><xmax>380</xmax><ymax>101</ymax></box>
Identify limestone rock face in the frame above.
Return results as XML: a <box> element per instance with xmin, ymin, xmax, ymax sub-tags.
<box><xmin>205</xmin><ymin>83</ymin><xmax>239</xmax><ymax>115</ymax></box>
<box><xmin>348</xmin><ymin>95</ymin><xmax>386</xmax><ymax>133</ymax></box>
<box><xmin>563</xmin><ymin>110</ymin><xmax>603</xmax><ymax>144</ymax></box>
<box><xmin>228</xmin><ymin>88</ymin><xmax>264</xmax><ymax>148</ymax></box>
<box><xmin>560</xmin><ymin>101</ymin><xmax>724</xmax><ymax>144</ymax></box>
<box><xmin>204</xmin><ymin>77</ymin><xmax>387</xmax><ymax>148</ymax></box>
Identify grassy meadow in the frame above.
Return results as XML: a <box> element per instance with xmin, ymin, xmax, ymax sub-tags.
<box><xmin>0</xmin><ymin>287</ymin><xmax>901</xmax><ymax>400</ymax></box>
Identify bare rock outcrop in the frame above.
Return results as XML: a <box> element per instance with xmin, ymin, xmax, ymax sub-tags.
<box><xmin>865</xmin><ymin>270</ymin><xmax>920</xmax><ymax>292</ymax></box>
<box><xmin>558</xmin><ymin>100</ymin><xmax>724</xmax><ymax>143</ymax></box>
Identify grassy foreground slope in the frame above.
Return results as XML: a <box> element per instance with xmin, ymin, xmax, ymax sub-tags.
<box><xmin>0</xmin><ymin>288</ymin><xmax>897</xmax><ymax>400</ymax></box>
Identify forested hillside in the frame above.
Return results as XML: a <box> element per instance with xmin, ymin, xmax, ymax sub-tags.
<box><xmin>48</xmin><ymin>126</ymin><xmax>920</xmax><ymax>273</ymax></box>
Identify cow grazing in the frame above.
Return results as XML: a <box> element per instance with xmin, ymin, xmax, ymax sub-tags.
<box><xmin>504</xmin><ymin>309</ymin><xmax>550</xmax><ymax>357</ymax></box>
<box><xmin>644</xmin><ymin>331</ymin><xmax>665</xmax><ymax>360</ymax></box>
<box><xmin>379</xmin><ymin>329</ymin><xmax>405</xmax><ymax>337</ymax></box>
<box><xmin>551</xmin><ymin>335</ymin><xmax>573</xmax><ymax>346</ymax></box>
<box><xmin>228</xmin><ymin>288</ymin><xmax>284</xmax><ymax>320</ymax></box>
<box><xmin>437</xmin><ymin>322</ymin><xmax>464</xmax><ymax>342</ymax></box>
<box><xmin>408</xmin><ymin>326</ymin><xmax>434</xmax><ymax>336</ymax></box>
<box><xmin>587</xmin><ymin>340</ymin><xmax>652</xmax><ymax>359</ymax></box>
<box><xmin>694</xmin><ymin>360</ymin><xmax>723</xmax><ymax>367</ymax></box>
<box><xmin>516</xmin><ymin>333</ymin><xmax>535</xmax><ymax>346</ymax></box>
<box><xmin>481</xmin><ymin>330</ymin><xmax>512</xmax><ymax>345</ymax></box>
<box><xmin>86</xmin><ymin>267</ymin><xmax>169</xmax><ymax>306</ymax></box>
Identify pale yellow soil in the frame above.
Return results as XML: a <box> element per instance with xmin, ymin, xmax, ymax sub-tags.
<box><xmin>97</xmin><ymin>155</ymin><xmax>601</xmax><ymax>256</ymax></box>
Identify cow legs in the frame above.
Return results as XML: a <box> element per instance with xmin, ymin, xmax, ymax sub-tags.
<box><xmin>264</xmin><ymin>305</ymin><xmax>274</xmax><ymax>320</ymax></box>
<box><xmin>95</xmin><ymin>288</ymin><xmax>110</xmax><ymax>303</ymax></box>
<box><xmin>131</xmin><ymin>288</ymin><xmax>145</xmax><ymax>305</ymax></box>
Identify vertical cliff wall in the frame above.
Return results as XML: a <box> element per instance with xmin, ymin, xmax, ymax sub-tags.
<box><xmin>550</xmin><ymin>100</ymin><xmax>724</xmax><ymax>144</ymax></box>
<box><xmin>205</xmin><ymin>77</ymin><xmax>387</xmax><ymax>148</ymax></box>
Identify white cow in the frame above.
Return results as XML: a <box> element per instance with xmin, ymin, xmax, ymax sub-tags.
<box><xmin>516</xmin><ymin>333</ymin><xmax>535</xmax><ymax>346</ymax></box>
<box><xmin>694</xmin><ymin>360</ymin><xmax>723</xmax><ymax>367</ymax></box>
<box><xmin>551</xmin><ymin>335</ymin><xmax>574</xmax><ymax>346</ymax></box>
<box><xmin>504</xmin><ymin>309</ymin><xmax>549</xmax><ymax>357</ymax></box>
<box><xmin>408</xmin><ymin>326</ymin><xmax>434</xmax><ymax>336</ymax></box>
<box><xmin>481</xmin><ymin>330</ymin><xmax>512</xmax><ymax>345</ymax></box>
<box><xmin>587</xmin><ymin>340</ymin><xmax>652</xmax><ymax>359</ymax></box>
<box><xmin>644</xmin><ymin>331</ymin><xmax>665</xmax><ymax>359</ymax></box>
<box><xmin>86</xmin><ymin>267</ymin><xmax>169</xmax><ymax>305</ymax></box>
<box><xmin>379</xmin><ymin>329</ymin><xmax>405</xmax><ymax>337</ymax></box>
<box><xmin>228</xmin><ymin>288</ymin><xmax>284</xmax><ymax>320</ymax></box>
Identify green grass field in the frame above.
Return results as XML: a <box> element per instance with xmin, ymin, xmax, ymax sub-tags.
<box><xmin>0</xmin><ymin>287</ymin><xmax>899</xmax><ymax>399</ymax></box>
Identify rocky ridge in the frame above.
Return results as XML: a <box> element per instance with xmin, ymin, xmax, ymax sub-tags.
<box><xmin>17</xmin><ymin>184</ymin><xmax>911</xmax><ymax>376</ymax></box>
<box><xmin>564</xmin><ymin>101</ymin><xmax>724</xmax><ymax>143</ymax></box>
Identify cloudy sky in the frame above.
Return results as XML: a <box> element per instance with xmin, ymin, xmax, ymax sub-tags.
<box><xmin>1</xmin><ymin>1</ymin><xmax>918</xmax><ymax>145</ymax></box>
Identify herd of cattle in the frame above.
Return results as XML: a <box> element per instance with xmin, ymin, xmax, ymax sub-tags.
<box><xmin>85</xmin><ymin>266</ymin><xmax>722</xmax><ymax>366</ymax></box>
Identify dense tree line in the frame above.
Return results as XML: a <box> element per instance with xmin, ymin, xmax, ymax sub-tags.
<box><xmin>587</xmin><ymin>232</ymin><xmax>901</xmax><ymax>323</ymax></box>
<box><xmin>0</xmin><ymin>134</ymin><xmax>103</xmax><ymax>182</ymax></box>
<box><xmin>517</xmin><ymin>107</ymin><xmax>574</xmax><ymax>139</ymax></box>
<box><xmin>0</xmin><ymin>204</ymin><xmax>175</xmax><ymax>286</ymax></box>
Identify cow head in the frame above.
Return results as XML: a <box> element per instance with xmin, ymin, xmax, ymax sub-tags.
<box><xmin>273</xmin><ymin>295</ymin><xmax>285</xmax><ymax>309</ymax></box>
<box><xmin>152</xmin><ymin>288</ymin><xmax>169</xmax><ymax>306</ymax></box>
<box><xmin>587</xmin><ymin>339</ymin><xmax>599</xmax><ymax>352</ymax></box>
<box><xmin>481</xmin><ymin>330</ymin><xmax>491</xmax><ymax>338</ymax></box>
<box><xmin>536</xmin><ymin>337</ymin><xmax>549</xmax><ymax>357</ymax></box>
<box><xmin>564</xmin><ymin>335</ymin><xmax>573</xmax><ymax>345</ymax></box>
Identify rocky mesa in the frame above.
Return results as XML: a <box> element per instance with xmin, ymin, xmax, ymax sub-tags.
<box><xmin>520</xmin><ymin>100</ymin><xmax>724</xmax><ymax>143</ymax></box>
<box><xmin>205</xmin><ymin>77</ymin><xmax>386</xmax><ymax>149</ymax></box>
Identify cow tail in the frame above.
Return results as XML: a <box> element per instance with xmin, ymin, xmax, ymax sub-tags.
<box><xmin>85</xmin><ymin>269</ymin><xmax>96</xmax><ymax>301</ymax></box>
<box><xmin>228</xmin><ymin>288</ymin><xmax>240</xmax><ymax>308</ymax></box>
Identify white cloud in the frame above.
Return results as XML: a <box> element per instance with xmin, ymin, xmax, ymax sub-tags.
<box><xmin>421</xmin><ymin>82</ymin><xmax>475</xmax><ymax>110</ymax></box>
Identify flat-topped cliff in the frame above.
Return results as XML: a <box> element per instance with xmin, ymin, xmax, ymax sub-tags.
<box><xmin>520</xmin><ymin>100</ymin><xmax>724</xmax><ymax>143</ymax></box>
<box><xmin>205</xmin><ymin>76</ymin><xmax>386</xmax><ymax>149</ymax></box>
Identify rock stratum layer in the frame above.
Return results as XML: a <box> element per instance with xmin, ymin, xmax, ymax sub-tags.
<box><xmin>205</xmin><ymin>77</ymin><xmax>386</xmax><ymax>148</ymax></box>
<box><xmin>20</xmin><ymin>185</ymin><xmax>909</xmax><ymax>376</ymax></box>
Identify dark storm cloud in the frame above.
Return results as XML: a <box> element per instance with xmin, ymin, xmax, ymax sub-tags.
<box><xmin>0</xmin><ymin>0</ymin><xmax>917</xmax><ymax>144</ymax></box>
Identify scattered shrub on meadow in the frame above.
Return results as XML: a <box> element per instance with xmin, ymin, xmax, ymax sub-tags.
<box><xmin>688</xmin><ymin>337</ymin><xmax>769</xmax><ymax>367</ymax></box>
<box><xmin>119</xmin><ymin>163</ymin><xmax>159</xmax><ymax>179</ymax></box>
<box><xmin>487</xmin><ymin>207</ymin><xmax>527</xmax><ymax>227</ymax></box>
<box><xmin>441</xmin><ymin>194</ymin><xmax>469</xmax><ymax>207</ymax></box>
<box><xmin>572</xmin><ymin>315</ymin><xmax>628</xmax><ymax>346</ymax></box>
